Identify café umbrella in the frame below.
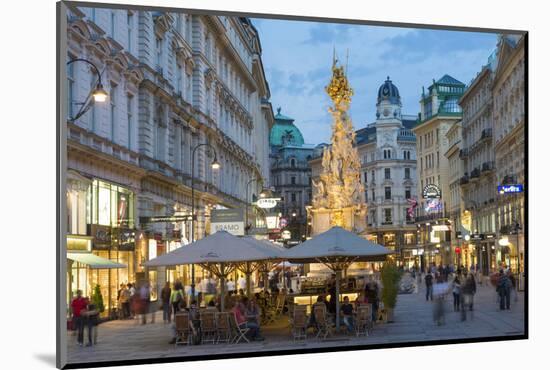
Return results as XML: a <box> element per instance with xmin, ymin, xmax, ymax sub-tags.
<box><xmin>144</xmin><ymin>231</ymin><xmax>283</xmax><ymax>310</ymax></box>
<box><xmin>283</xmin><ymin>226</ymin><xmax>392</xmax><ymax>331</ymax></box>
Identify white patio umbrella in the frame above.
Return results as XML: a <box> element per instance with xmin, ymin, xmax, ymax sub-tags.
<box><xmin>284</xmin><ymin>226</ymin><xmax>393</xmax><ymax>331</ymax></box>
<box><xmin>144</xmin><ymin>231</ymin><xmax>283</xmax><ymax>310</ymax></box>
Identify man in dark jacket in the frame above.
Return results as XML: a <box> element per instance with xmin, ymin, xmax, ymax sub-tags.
<box><xmin>497</xmin><ymin>270</ymin><xmax>512</xmax><ymax>310</ymax></box>
<box><xmin>425</xmin><ymin>272</ymin><xmax>434</xmax><ymax>301</ymax></box>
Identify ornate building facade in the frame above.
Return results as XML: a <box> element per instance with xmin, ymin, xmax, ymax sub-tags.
<box><xmin>65</xmin><ymin>4</ymin><xmax>274</xmax><ymax>312</ymax></box>
<box><xmin>413</xmin><ymin>75</ymin><xmax>465</xmax><ymax>267</ymax></box>
<box><xmin>492</xmin><ymin>35</ymin><xmax>525</xmax><ymax>275</ymax></box>
<box><xmin>458</xmin><ymin>54</ymin><xmax>498</xmax><ymax>275</ymax></box>
<box><xmin>269</xmin><ymin>109</ymin><xmax>314</xmax><ymax>242</ymax></box>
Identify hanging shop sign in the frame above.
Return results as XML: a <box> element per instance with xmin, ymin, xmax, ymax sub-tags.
<box><xmin>498</xmin><ymin>184</ymin><xmax>523</xmax><ymax>194</ymax></box>
<box><xmin>256</xmin><ymin>198</ymin><xmax>280</xmax><ymax>209</ymax></box>
<box><xmin>210</xmin><ymin>209</ymin><xmax>244</xmax><ymax>236</ymax></box>
<box><xmin>279</xmin><ymin>217</ymin><xmax>288</xmax><ymax>228</ymax></box>
<box><xmin>116</xmin><ymin>228</ymin><xmax>136</xmax><ymax>251</ymax></box>
<box><xmin>139</xmin><ymin>215</ymin><xmax>196</xmax><ymax>223</ymax></box>
<box><xmin>91</xmin><ymin>225</ymin><xmax>111</xmax><ymax>250</ymax></box>
<box><xmin>422</xmin><ymin>184</ymin><xmax>442</xmax><ymax>199</ymax></box>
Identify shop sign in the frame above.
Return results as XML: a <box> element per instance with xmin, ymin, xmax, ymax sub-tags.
<box><xmin>116</xmin><ymin>228</ymin><xmax>135</xmax><ymax>251</ymax></box>
<box><xmin>282</xmin><ymin>230</ymin><xmax>291</xmax><ymax>240</ymax></box>
<box><xmin>424</xmin><ymin>198</ymin><xmax>443</xmax><ymax>213</ymax></box>
<box><xmin>422</xmin><ymin>184</ymin><xmax>442</xmax><ymax>199</ymax></box>
<box><xmin>456</xmin><ymin>231</ymin><xmax>463</xmax><ymax>239</ymax></box>
<box><xmin>211</xmin><ymin>209</ymin><xmax>244</xmax><ymax>236</ymax></box>
<box><xmin>91</xmin><ymin>225</ymin><xmax>111</xmax><ymax>250</ymax></box>
<box><xmin>471</xmin><ymin>233</ymin><xmax>483</xmax><ymax>240</ymax></box>
<box><xmin>432</xmin><ymin>225</ymin><xmax>450</xmax><ymax>231</ymax></box>
<box><xmin>139</xmin><ymin>215</ymin><xmax>196</xmax><ymax>223</ymax></box>
<box><xmin>485</xmin><ymin>233</ymin><xmax>496</xmax><ymax>239</ymax></box>
<box><xmin>498</xmin><ymin>184</ymin><xmax>523</xmax><ymax>194</ymax></box>
<box><xmin>266</xmin><ymin>215</ymin><xmax>279</xmax><ymax>230</ymax></box>
<box><xmin>256</xmin><ymin>198</ymin><xmax>280</xmax><ymax>209</ymax></box>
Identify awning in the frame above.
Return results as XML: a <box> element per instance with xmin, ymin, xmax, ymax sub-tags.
<box><xmin>67</xmin><ymin>253</ymin><xmax>126</xmax><ymax>269</ymax></box>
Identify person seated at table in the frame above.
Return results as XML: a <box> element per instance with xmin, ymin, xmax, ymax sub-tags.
<box><xmin>168</xmin><ymin>299</ymin><xmax>199</xmax><ymax>344</ymax></box>
<box><xmin>246</xmin><ymin>299</ymin><xmax>261</xmax><ymax>326</ymax></box>
<box><xmin>340</xmin><ymin>296</ymin><xmax>355</xmax><ymax>333</ymax></box>
<box><xmin>308</xmin><ymin>295</ymin><xmax>327</xmax><ymax>328</ymax></box>
<box><xmin>233</xmin><ymin>297</ymin><xmax>263</xmax><ymax>341</ymax></box>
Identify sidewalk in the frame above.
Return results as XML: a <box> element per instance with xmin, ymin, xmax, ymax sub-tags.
<box><xmin>67</xmin><ymin>281</ymin><xmax>525</xmax><ymax>365</ymax></box>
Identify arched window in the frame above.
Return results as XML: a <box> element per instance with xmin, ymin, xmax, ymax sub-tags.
<box><xmin>290</xmin><ymin>158</ymin><xmax>296</xmax><ymax>167</ymax></box>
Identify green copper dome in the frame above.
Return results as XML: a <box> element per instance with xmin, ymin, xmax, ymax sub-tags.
<box><xmin>269</xmin><ymin>107</ymin><xmax>305</xmax><ymax>147</ymax></box>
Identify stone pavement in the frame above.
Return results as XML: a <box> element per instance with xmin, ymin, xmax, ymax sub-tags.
<box><xmin>67</xmin><ymin>280</ymin><xmax>525</xmax><ymax>365</ymax></box>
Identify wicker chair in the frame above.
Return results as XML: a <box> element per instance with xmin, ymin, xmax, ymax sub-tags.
<box><xmin>313</xmin><ymin>303</ymin><xmax>331</xmax><ymax>340</ymax></box>
<box><xmin>174</xmin><ymin>312</ymin><xmax>191</xmax><ymax>346</ymax></box>
<box><xmin>215</xmin><ymin>312</ymin><xmax>232</xmax><ymax>344</ymax></box>
<box><xmin>290</xmin><ymin>305</ymin><xmax>308</xmax><ymax>341</ymax></box>
<box><xmin>355</xmin><ymin>304</ymin><xmax>372</xmax><ymax>337</ymax></box>
<box><xmin>199</xmin><ymin>311</ymin><xmax>217</xmax><ymax>344</ymax></box>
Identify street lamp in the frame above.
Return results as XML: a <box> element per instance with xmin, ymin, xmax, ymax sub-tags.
<box><xmin>66</xmin><ymin>58</ymin><xmax>108</xmax><ymax>121</ymax></box>
<box><xmin>245</xmin><ymin>177</ymin><xmax>264</xmax><ymax>235</ymax></box>
<box><xmin>190</xmin><ymin>142</ymin><xmax>220</xmax><ymax>297</ymax></box>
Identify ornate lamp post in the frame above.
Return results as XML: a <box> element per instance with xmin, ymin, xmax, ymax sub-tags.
<box><xmin>66</xmin><ymin>58</ymin><xmax>108</xmax><ymax>122</ymax></box>
<box><xmin>190</xmin><ymin>143</ymin><xmax>220</xmax><ymax>297</ymax></box>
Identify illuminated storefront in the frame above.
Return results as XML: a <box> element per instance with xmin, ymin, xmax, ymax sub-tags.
<box><xmin>66</xmin><ymin>175</ymin><xmax>137</xmax><ymax>317</ymax></box>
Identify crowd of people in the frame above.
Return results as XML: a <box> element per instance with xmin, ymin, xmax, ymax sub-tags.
<box><xmin>420</xmin><ymin>262</ymin><xmax>518</xmax><ymax>325</ymax></box>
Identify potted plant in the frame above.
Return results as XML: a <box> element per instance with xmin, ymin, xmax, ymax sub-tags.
<box><xmin>91</xmin><ymin>284</ymin><xmax>105</xmax><ymax>315</ymax></box>
<box><xmin>380</xmin><ymin>260</ymin><xmax>401</xmax><ymax>323</ymax></box>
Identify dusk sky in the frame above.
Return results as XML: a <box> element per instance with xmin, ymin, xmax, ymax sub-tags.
<box><xmin>251</xmin><ymin>18</ymin><xmax>498</xmax><ymax>144</ymax></box>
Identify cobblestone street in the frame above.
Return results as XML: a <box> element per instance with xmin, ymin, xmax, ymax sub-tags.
<box><xmin>67</xmin><ymin>281</ymin><xmax>525</xmax><ymax>365</ymax></box>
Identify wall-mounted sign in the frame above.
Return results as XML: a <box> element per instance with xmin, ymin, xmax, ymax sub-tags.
<box><xmin>425</xmin><ymin>198</ymin><xmax>443</xmax><ymax>213</ymax></box>
<box><xmin>211</xmin><ymin>209</ymin><xmax>244</xmax><ymax>236</ymax></box>
<box><xmin>282</xmin><ymin>230</ymin><xmax>291</xmax><ymax>240</ymax></box>
<box><xmin>498</xmin><ymin>184</ymin><xmax>523</xmax><ymax>194</ymax></box>
<box><xmin>266</xmin><ymin>215</ymin><xmax>279</xmax><ymax>229</ymax></box>
<box><xmin>116</xmin><ymin>228</ymin><xmax>136</xmax><ymax>251</ymax></box>
<box><xmin>432</xmin><ymin>225</ymin><xmax>451</xmax><ymax>231</ymax></box>
<box><xmin>256</xmin><ymin>198</ymin><xmax>280</xmax><ymax>209</ymax></box>
<box><xmin>140</xmin><ymin>215</ymin><xmax>196</xmax><ymax>223</ymax></box>
<box><xmin>471</xmin><ymin>233</ymin><xmax>483</xmax><ymax>240</ymax></box>
<box><xmin>91</xmin><ymin>225</ymin><xmax>111</xmax><ymax>250</ymax></box>
<box><xmin>422</xmin><ymin>184</ymin><xmax>442</xmax><ymax>199</ymax></box>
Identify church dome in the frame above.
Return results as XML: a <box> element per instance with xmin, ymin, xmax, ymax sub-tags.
<box><xmin>377</xmin><ymin>76</ymin><xmax>401</xmax><ymax>105</ymax></box>
<box><xmin>269</xmin><ymin>107</ymin><xmax>305</xmax><ymax>147</ymax></box>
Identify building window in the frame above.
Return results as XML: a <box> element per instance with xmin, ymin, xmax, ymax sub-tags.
<box><xmin>405</xmin><ymin>187</ymin><xmax>411</xmax><ymax>200</ymax></box>
<box><xmin>291</xmin><ymin>193</ymin><xmax>296</xmax><ymax>202</ymax></box>
<box><xmin>383</xmin><ymin>149</ymin><xmax>391</xmax><ymax>159</ymax></box>
<box><xmin>371</xmin><ymin>170</ymin><xmax>375</xmax><ymax>182</ymax></box>
<box><xmin>443</xmin><ymin>98</ymin><xmax>461</xmax><ymax>113</ymax></box>
<box><xmin>384</xmin><ymin>209</ymin><xmax>392</xmax><ymax>223</ymax></box>
<box><xmin>177</xmin><ymin>63</ymin><xmax>183</xmax><ymax>95</ymax></box>
<box><xmin>127</xmin><ymin>13</ymin><xmax>133</xmax><ymax>52</ymax></box>
<box><xmin>385</xmin><ymin>168</ymin><xmax>391</xmax><ymax>179</ymax></box>
<box><xmin>405</xmin><ymin>168</ymin><xmax>410</xmax><ymax>179</ymax></box>
<box><xmin>156</xmin><ymin>37</ymin><xmax>163</xmax><ymax>68</ymax></box>
<box><xmin>363</xmin><ymin>172</ymin><xmax>368</xmax><ymax>183</ymax></box>
<box><xmin>110</xmin><ymin>12</ymin><xmax>115</xmax><ymax>38</ymax></box>
<box><xmin>371</xmin><ymin>189</ymin><xmax>375</xmax><ymax>202</ymax></box>
<box><xmin>67</xmin><ymin>59</ymin><xmax>75</xmax><ymax>118</ymax></box>
<box><xmin>110</xmin><ymin>84</ymin><xmax>117</xmax><ymax>141</ymax></box>
<box><xmin>291</xmin><ymin>176</ymin><xmax>296</xmax><ymax>185</ymax></box>
<box><xmin>424</xmin><ymin>100</ymin><xmax>432</xmax><ymax>119</ymax></box>
<box><xmin>186</xmin><ymin>71</ymin><xmax>192</xmax><ymax>102</ymax></box>
<box><xmin>67</xmin><ymin>182</ymin><xmax>90</xmax><ymax>235</ymax></box>
<box><xmin>290</xmin><ymin>158</ymin><xmax>296</xmax><ymax>167</ymax></box>
<box><xmin>385</xmin><ymin>187</ymin><xmax>392</xmax><ymax>200</ymax></box>
<box><xmin>127</xmin><ymin>94</ymin><xmax>133</xmax><ymax>150</ymax></box>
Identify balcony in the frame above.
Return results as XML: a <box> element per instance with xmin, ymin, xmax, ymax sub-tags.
<box><xmin>480</xmin><ymin>128</ymin><xmax>493</xmax><ymax>140</ymax></box>
<box><xmin>460</xmin><ymin>175</ymin><xmax>469</xmax><ymax>185</ymax></box>
<box><xmin>459</xmin><ymin>148</ymin><xmax>469</xmax><ymax>159</ymax></box>
<box><xmin>481</xmin><ymin>161</ymin><xmax>495</xmax><ymax>172</ymax></box>
<box><xmin>502</xmin><ymin>174</ymin><xmax>517</xmax><ymax>184</ymax></box>
<box><xmin>470</xmin><ymin>168</ymin><xmax>481</xmax><ymax>179</ymax></box>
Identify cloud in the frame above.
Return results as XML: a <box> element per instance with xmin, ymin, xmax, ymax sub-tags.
<box><xmin>302</xmin><ymin>23</ymin><xmax>358</xmax><ymax>45</ymax></box>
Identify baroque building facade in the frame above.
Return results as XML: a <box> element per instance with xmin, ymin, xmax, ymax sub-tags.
<box><xmin>269</xmin><ymin>109</ymin><xmax>314</xmax><ymax>243</ymax></box>
<box><xmin>65</xmin><ymin>4</ymin><xmax>274</xmax><ymax>313</ymax></box>
<box><xmin>413</xmin><ymin>75</ymin><xmax>465</xmax><ymax>268</ymax></box>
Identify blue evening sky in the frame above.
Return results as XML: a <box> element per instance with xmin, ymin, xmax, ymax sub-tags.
<box><xmin>251</xmin><ymin>18</ymin><xmax>498</xmax><ymax>144</ymax></box>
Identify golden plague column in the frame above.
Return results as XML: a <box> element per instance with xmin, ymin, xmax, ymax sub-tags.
<box><xmin>309</xmin><ymin>56</ymin><xmax>367</xmax><ymax>236</ymax></box>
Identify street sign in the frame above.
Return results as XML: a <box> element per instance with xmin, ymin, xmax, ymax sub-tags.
<box><xmin>256</xmin><ymin>197</ymin><xmax>280</xmax><ymax>209</ymax></box>
<box><xmin>498</xmin><ymin>184</ymin><xmax>523</xmax><ymax>194</ymax></box>
<box><xmin>140</xmin><ymin>215</ymin><xmax>196</xmax><ymax>223</ymax></box>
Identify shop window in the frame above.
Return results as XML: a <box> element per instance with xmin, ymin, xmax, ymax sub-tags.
<box><xmin>67</xmin><ymin>181</ymin><xmax>90</xmax><ymax>235</ymax></box>
<box><xmin>91</xmin><ymin>179</ymin><xmax>135</xmax><ymax>228</ymax></box>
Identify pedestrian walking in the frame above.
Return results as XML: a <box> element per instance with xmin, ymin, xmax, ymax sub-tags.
<box><xmin>432</xmin><ymin>277</ymin><xmax>449</xmax><ymax>326</ymax></box>
<box><xmin>161</xmin><ymin>281</ymin><xmax>172</xmax><ymax>324</ymax></box>
<box><xmin>70</xmin><ymin>290</ymin><xmax>89</xmax><ymax>347</ymax></box>
<box><xmin>84</xmin><ymin>301</ymin><xmax>99</xmax><ymax>346</ymax></box>
<box><xmin>425</xmin><ymin>272</ymin><xmax>434</xmax><ymax>301</ymax></box>
<box><xmin>139</xmin><ymin>282</ymin><xmax>154</xmax><ymax>324</ymax></box>
<box><xmin>170</xmin><ymin>281</ymin><xmax>185</xmax><ymax>321</ymax></box>
<box><xmin>497</xmin><ymin>269</ymin><xmax>512</xmax><ymax>310</ymax></box>
<box><xmin>118</xmin><ymin>284</ymin><xmax>130</xmax><ymax>319</ymax></box>
<box><xmin>508</xmin><ymin>271</ymin><xmax>518</xmax><ymax>302</ymax></box>
<box><xmin>452</xmin><ymin>276</ymin><xmax>461</xmax><ymax>312</ymax></box>
<box><xmin>460</xmin><ymin>273</ymin><xmax>476</xmax><ymax>321</ymax></box>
